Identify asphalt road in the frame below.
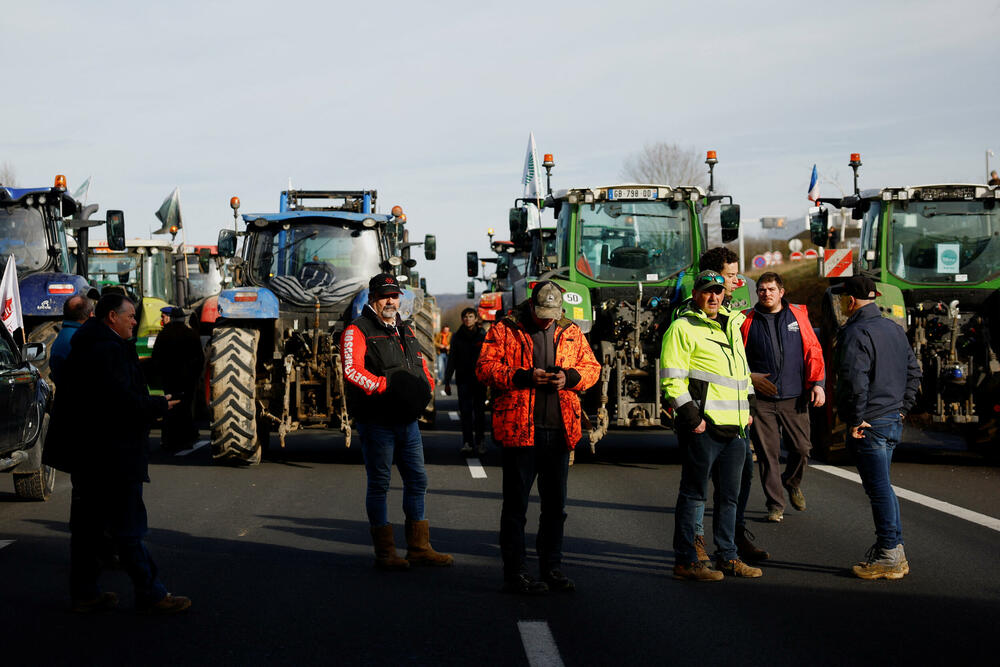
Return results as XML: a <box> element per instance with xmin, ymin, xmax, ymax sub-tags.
<box><xmin>1</xmin><ymin>392</ymin><xmax>998</xmax><ymax>666</ymax></box>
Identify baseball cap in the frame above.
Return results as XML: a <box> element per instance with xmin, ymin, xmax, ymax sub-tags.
<box><xmin>530</xmin><ymin>280</ymin><xmax>565</xmax><ymax>319</ymax></box>
<box><xmin>160</xmin><ymin>306</ymin><xmax>185</xmax><ymax>319</ymax></box>
<box><xmin>830</xmin><ymin>275</ymin><xmax>881</xmax><ymax>300</ymax></box>
<box><xmin>369</xmin><ymin>273</ymin><xmax>403</xmax><ymax>298</ymax></box>
<box><xmin>692</xmin><ymin>270</ymin><xmax>726</xmax><ymax>293</ymax></box>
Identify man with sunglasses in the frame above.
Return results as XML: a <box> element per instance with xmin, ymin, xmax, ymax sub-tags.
<box><xmin>661</xmin><ymin>271</ymin><xmax>760</xmax><ymax>581</ymax></box>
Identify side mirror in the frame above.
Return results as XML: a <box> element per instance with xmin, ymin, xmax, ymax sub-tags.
<box><xmin>424</xmin><ymin>234</ymin><xmax>436</xmax><ymax>260</ymax></box>
<box><xmin>105</xmin><ymin>210</ymin><xmax>126</xmax><ymax>251</ymax></box>
<box><xmin>496</xmin><ymin>254</ymin><xmax>510</xmax><ymax>280</ymax></box>
<box><xmin>198</xmin><ymin>247</ymin><xmax>212</xmax><ymax>273</ymax></box>
<box><xmin>719</xmin><ymin>204</ymin><xmax>740</xmax><ymax>243</ymax></box>
<box><xmin>218</xmin><ymin>229</ymin><xmax>237</xmax><ymax>258</ymax></box>
<box><xmin>466</xmin><ymin>251</ymin><xmax>479</xmax><ymax>277</ymax></box>
<box><xmin>23</xmin><ymin>341</ymin><xmax>46</xmax><ymax>362</ymax></box>
<box><xmin>851</xmin><ymin>200</ymin><xmax>870</xmax><ymax>221</ymax></box>
<box><xmin>809</xmin><ymin>207</ymin><xmax>829</xmax><ymax>247</ymax></box>
<box><xmin>466</xmin><ymin>281</ymin><xmax>475</xmax><ymax>299</ymax></box>
<box><xmin>509</xmin><ymin>207</ymin><xmax>529</xmax><ymax>250</ymax></box>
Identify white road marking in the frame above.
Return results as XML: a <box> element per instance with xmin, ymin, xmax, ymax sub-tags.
<box><xmin>0</xmin><ymin>540</ymin><xmax>14</xmax><ymax>550</ymax></box>
<box><xmin>448</xmin><ymin>411</ymin><xmax>460</xmax><ymax>421</ymax></box>
<box><xmin>174</xmin><ymin>440</ymin><xmax>210</xmax><ymax>457</ymax></box>
<box><xmin>518</xmin><ymin>620</ymin><xmax>564</xmax><ymax>667</ymax></box>
<box><xmin>812</xmin><ymin>464</ymin><xmax>1000</xmax><ymax>532</ymax></box>
<box><xmin>467</xmin><ymin>458</ymin><xmax>487</xmax><ymax>479</ymax></box>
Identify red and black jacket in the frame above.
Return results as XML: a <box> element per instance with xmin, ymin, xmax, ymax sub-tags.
<box><xmin>341</xmin><ymin>305</ymin><xmax>434</xmax><ymax>425</ymax></box>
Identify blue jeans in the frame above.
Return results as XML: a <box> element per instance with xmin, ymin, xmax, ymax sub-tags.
<box><xmin>693</xmin><ymin>437</ymin><xmax>753</xmax><ymax>536</ymax></box>
<box><xmin>69</xmin><ymin>477</ymin><xmax>168</xmax><ymax>607</ymax></box>
<box><xmin>674</xmin><ymin>430</ymin><xmax>746</xmax><ymax>563</ymax></box>
<box><xmin>499</xmin><ymin>428</ymin><xmax>570</xmax><ymax>577</ymax></box>
<box><xmin>848</xmin><ymin>415</ymin><xmax>903</xmax><ymax>550</ymax></box>
<box><xmin>436</xmin><ymin>353</ymin><xmax>448</xmax><ymax>381</ymax></box>
<box><xmin>358</xmin><ymin>421</ymin><xmax>427</xmax><ymax>526</ymax></box>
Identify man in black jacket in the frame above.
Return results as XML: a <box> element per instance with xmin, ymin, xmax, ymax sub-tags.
<box><xmin>445</xmin><ymin>307</ymin><xmax>488</xmax><ymax>455</ymax></box>
<box><xmin>833</xmin><ymin>276</ymin><xmax>921</xmax><ymax>580</ymax></box>
<box><xmin>47</xmin><ymin>294</ymin><xmax>191</xmax><ymax>613</ymax></box>
<box><xmin>342</xmin><ymin>273</ymin><xmax>453</xmax><ymax>571</ymax></box>
<box><xmin>152</xmin><ymin>306</ymin><xmax>204</xmax><ymax>452</ymax></box>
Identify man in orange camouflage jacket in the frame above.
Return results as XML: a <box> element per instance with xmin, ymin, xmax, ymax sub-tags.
<box><xmin>476</xmin><ymin>281</ymin><xmax>601</xmax><ymax>595</ymax></box>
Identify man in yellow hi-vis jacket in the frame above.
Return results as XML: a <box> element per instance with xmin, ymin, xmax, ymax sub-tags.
<box><xmin>661</xmin><ymin>271</ymin><xmax>761</xmax><ymax>581</ymax></box>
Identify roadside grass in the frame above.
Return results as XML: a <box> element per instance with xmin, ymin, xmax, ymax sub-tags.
<box><xmin>746</xmin><ymin>259</ymin><xmax>828</xmax><ymax>327</ymax></box>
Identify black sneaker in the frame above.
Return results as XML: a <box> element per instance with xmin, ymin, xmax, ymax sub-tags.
<box><xmin>542</xmin><ymin>568</ymin><xmax>576</xmax><ymax>592</ymax></box>
<box><xmin>502</xmin><ymin>573</ymin><xmax>549</xmax><ymax>595</ymax></box>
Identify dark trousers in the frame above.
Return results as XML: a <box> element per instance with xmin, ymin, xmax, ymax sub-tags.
<box><xmin>674</xmin><ymin>430</ymin><xmax>746</xmax><ymax>563</ymax></box>
<box><xmin>457</xmin><ymin>381</ymin><xmax>487</xmax><ymax>446</ymax></box>
<box><xmin>70</xmin><ymin>476</ymin><xmax>167</xmax><ymax>606</ymax></box>
<box><xmin>161</xmin><ymin>394</ymin><xmax>199</xmax><ymax>451</ymax></box>
<box><xmin>750</xmin><ymin>396</ymin><xmax>811</xmax><ymax>511</ymax></box>
<box><xmin>499</xmin><ymin>428</ymin><xmax>570</xmax><ymax>578</ymax></box>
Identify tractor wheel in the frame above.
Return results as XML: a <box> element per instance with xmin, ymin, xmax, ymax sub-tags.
<box><xmin>28</xmin><ymin>321</ymin><xmax>62</xmax><ymax>386</ymax></box>
<box><xmin>209</xmin><ymin>327</ymin><xmax>263</xmax><ymax>465</ymax></box>
<box><xmin>13</xmin><ymin>414</ymin><xmax>55</xmax><ymax>501</ymax></box>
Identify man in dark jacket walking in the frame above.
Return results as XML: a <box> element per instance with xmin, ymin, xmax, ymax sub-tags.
<box><xmin>833</xmin><ymin>276</ymin><xmax>921</xmax><ymax>580</ymax></box>
<box><xmin>445</xmin><ymin>307</ymin><xmax>488</xmax><ymax>455</ymax></box>
<box><xmin>342</xmin><ymin>273</ymin><xmax>453</xmax><ymax>571</ymax></box>
<box><xmin>152</xmin><ymin>306</ymin><xmax>204</xmax><ymax>452</ymax></box>
<box><xmin>45</xmin><ymin>293</ymin><xmax>190</xmax><ymax>613</ymax></box>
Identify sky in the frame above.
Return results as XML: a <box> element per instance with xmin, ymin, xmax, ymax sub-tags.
<box><xmin>3</xmin><ymin>0</ymin><xmax>999</xmax><ymax>291</ymax></box>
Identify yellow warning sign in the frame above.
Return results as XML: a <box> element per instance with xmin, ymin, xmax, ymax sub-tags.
<box><xmin>892</xmin><ymin>305</ymin><xmax>904</xmax><ymax>318</ymax></box>
<box><xmin>573</xmin><ymin>307</ymin><xmax>584</xmax><ymax>320</ymax></box>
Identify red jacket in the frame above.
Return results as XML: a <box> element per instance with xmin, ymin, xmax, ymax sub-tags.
<box><xmin>476</xmin><ymin>308</ymin><xmax>601</xmax><ymax>450</ymax></box>
<box><xmin>740</xmin><ymin>303</ymin><xmax>824</xmax><ymax>390</ymax></box>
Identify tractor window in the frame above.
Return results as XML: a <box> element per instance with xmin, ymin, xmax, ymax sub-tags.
<box><xmin>145</xmin><ymin>251</ymin><xmax>175</xmax><ymax>303</ymax></box>
<box><xmin>576</xmin><ymin>200</ymin><xmax>692</xmax><ymax>282</ymax></box>
<box><xmin>888</xmin><ymin>201</ymin><xmax>1000</xmax><ymax>284</ymax></box>
<box><xmin>0</xmin><ymin>205</ymin><xmax>50</xmax><ymax>273</ymax></box>
<box><xmin>249</xmin><ymin>223</ymin><xmax>382</xmax><ymax>294</ymax></box>
<box><xmin>88</xmin><ymin>253</ymin><xmax>142</xmax><ymax>301</ymax></box>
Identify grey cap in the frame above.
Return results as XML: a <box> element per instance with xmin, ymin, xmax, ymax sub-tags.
<box><xmin>531</xmin><ymin>280</ymin><xmax>564</xmax><ymax>319</ymax></box>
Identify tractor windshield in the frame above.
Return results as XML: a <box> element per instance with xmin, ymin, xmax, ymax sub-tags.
<box><xmin>89</xmin><ymin>253</ymin><xmax>142</xmax><ymax>301</ymax></box>
<box><xmin>888</xmin><ymin>201</ymin><xmax>1000</xmax><ymax>284</ymax></box>
<box><xmin>185</xmin><ymin>255</ymin><xmax>224</xmax><ymax>302</ymax></box>
<box><xmin>144</xmin><ymin>251</ymin><xmax>175</xmax><ymax>302</ymax></box>
<box><xmin>575</xmin><ymin>201</ymin><xmax>692</xmax><ymax>282</ymax></box>
<box><xmin>248</xmin><ymin>222</ymin><xmax>382</xmax><ymax>297</ymax></box>
<box><xmin>0</xmin><ymin>205</ymin><xmax>52</xmax><ymax>274</ymax></box>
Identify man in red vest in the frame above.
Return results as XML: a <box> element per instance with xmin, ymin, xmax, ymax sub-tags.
<box><xmin>741</xmin><ymin>272</ymin><xmax>825</xmax><ymax>523</ymax></box>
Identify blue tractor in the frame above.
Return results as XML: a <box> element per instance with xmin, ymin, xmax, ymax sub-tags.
<box><xmin>211</xmin><ymin>189</ymin><xmax>437</xmax><ymax>464</ymax></box>
<box><xmin>0</xmin><ymin>175</ymin><xmax>125</xmax><ymax>381</ymax></box>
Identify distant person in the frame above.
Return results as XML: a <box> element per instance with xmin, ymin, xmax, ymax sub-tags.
<box><xmin>477</xmin><ymin>281</ymin><xmax>601</xmax><ymax>594</ymax></box>
<box><xmin>152</xmin><ymin>307</ymin><xmax>205</xmax><ymax>452</ymax></box>
<box><xmin>989</xmin><ymin>170</ymin><xmax>1000</xmax><ymax>186</ymax></box>
<box><xmin>49</xmin><ymin>294</ymin><xmax>94</xmax><ymax>385</ymax></box>
<box><xmin>832</xmin><ymin>276</ymin><xmax>921</xmax><ymax>580</ymax></box>
<box><xmin>691</xmin><ymin>248</ymin><xmax>767</xmax><ymax>563</ymax></box>
<box><xmin>434</xmin><ymin>325</ymin><xmax>452</xmax><ymax>383</ymax></box>
<box><xmin>661</xmin><ymin>271</ymin><xmax>760</xmax><ymax>581</ymax></box>
<box><xmin>740</xmin><ymin>272</ymin><xmax>825</xmax><ymax>523</ymax></box>
<box><xmin>445</xmin><ymin>308</ymin><xmax>488</xmax><ymax>455</ymax></box>
<box><xmin>44</xmin><ymin>293</ymin><xmax>190</xmax><ymax>613</ymax></box>
<box><xmin>342</xmin><ymin>273</ymin><xmax>453</xmax><ymax>571</ymax></box>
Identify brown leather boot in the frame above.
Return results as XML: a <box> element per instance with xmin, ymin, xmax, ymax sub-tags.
<box><xmin>736</xmin><ymin>525</ymin><xmax>770</xmax><ymax>561</ymax></box>
<box><xmin>694</xmin><ymin>535</ymin><xmax>710</xmax><ymax>563</ymax></box>
<box><xmin>370</xmin><ymin>524</ymin><xmax>410</xmax><ymax>571</ymax></box>
<box><xmin>404</xmin><ymin>519</ymin><xmax>454</xmax><ymax>566</ymax></box>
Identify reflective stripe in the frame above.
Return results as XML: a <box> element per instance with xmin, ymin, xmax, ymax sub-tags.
<box><xmin>671</xmin><ymin>392</ymin><xmax>693</xmax><ymax>409</ymax></box>
<box><xmin>660</xmin><ymin>367</ymin><xmax>689</xmax><ymax>379</ymax></box>
<box><xmin>687</xmin><ymin>369</ymin><xmax>748</xmax><ymax>390</ymax></box>
<box><xmin>703</xmin><ymin>399</ymin><xmax>750</xmax><ymax>411</ymax></box>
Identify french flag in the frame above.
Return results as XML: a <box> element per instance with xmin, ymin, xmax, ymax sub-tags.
<box><xmin>807</xmin><ymin>164</ymin><xmax>820</xmax><ymax>202</ymax></box>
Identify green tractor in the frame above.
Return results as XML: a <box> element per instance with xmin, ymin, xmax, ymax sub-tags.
<box><xmin>809</xmin><ymin>153</ymin><xmax>1000</xmax><ymax>458</ymax></box>
<box><xmin>507</xmin><ymin>151</ymin><xmax>750</xmax><ymax>450</ymax></box>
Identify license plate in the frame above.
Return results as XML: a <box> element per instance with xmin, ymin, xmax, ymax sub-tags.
<box><xmin>608</xmin><ymin>188</ymin><xmax>656</xmax><ymax>200</ymax></box>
